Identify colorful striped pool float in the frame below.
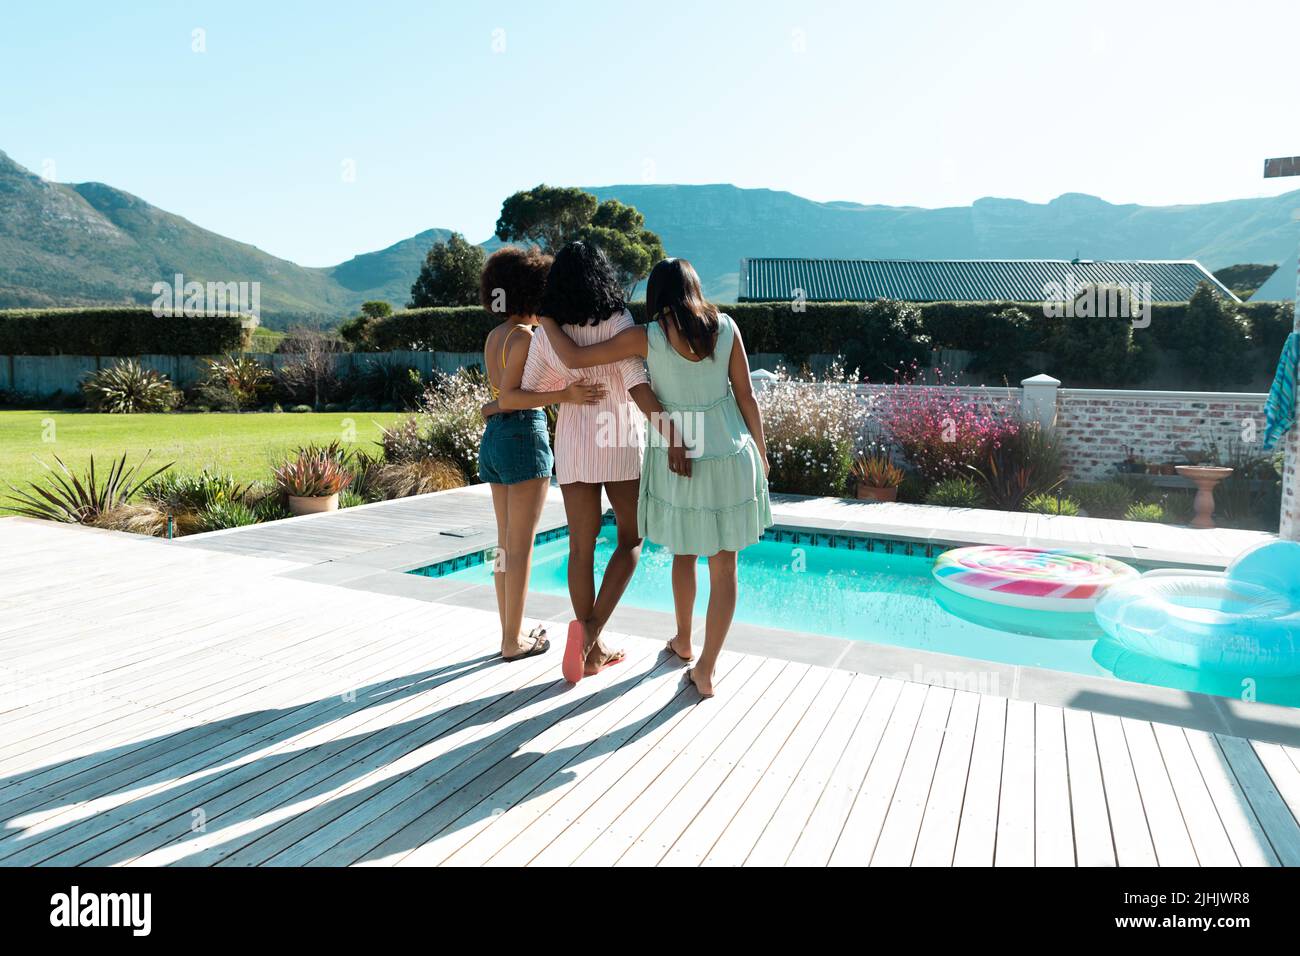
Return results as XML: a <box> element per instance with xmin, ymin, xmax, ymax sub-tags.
<box><xmin>932</xmin><ymin>546</ymin><xmax>1139</xmax><ymax>612</ymax></box>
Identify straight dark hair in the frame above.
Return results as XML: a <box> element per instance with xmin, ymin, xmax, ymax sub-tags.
<box><xmin>645</xmin><ymin>258</ymin><xmax>719</xmax><ymax>360</ymax></box>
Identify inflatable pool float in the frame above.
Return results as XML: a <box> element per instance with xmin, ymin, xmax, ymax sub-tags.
<box><xmin>932</xmin><ymin>545</ymin><xmax>1139</xmax><ymax>612</ymax></box>
<box><xmin>1095</xmin><ymin>541</ymin><xmax>1300</xmax><ymax>676</ymax></box>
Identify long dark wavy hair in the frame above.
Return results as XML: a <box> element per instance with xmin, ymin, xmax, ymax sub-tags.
<box><xmin>645</xmin><ymin>258</ymin><xmax>720</xmax><ymax>360</ymax></box>
<box><xmin>539</xmin><ymin>241</ymin><xmax>626</xmax><ymax>326</ymax></box>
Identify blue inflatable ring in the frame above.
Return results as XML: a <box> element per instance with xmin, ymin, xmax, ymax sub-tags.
<box><xmin>1094</xmin><ymin>541</ymin><xmax>1300</xmax><ymax>676</ymax></box>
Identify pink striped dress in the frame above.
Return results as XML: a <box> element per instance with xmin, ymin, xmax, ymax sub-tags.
<box><xmin>521</xmin><ymin>309</ymin><xmax>648</xmax><ymax>485</ymax></box>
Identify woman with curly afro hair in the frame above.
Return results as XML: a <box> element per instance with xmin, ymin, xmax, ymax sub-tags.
<box><xmin>477</xmin><ymin>246</ymin><xmax>606</xmax><ymax>661</ymax></box>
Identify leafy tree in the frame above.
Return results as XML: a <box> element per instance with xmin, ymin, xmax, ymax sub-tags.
<box><xmin>1156</xmin><ymin>283</ymin><xmax>1252</xmax><ymax>388</ymax></box>
<box><xmin>495</xmin><ymin>185</ymin><xmax>664</xmax><ymax>291</ymax></box>
<box><xmin>338</xmin><ymin>300</ymin><xmax>392</xmax><ymax>351</ymax></box>
<box><xmin>408</xmin><ymin>233</ymin><xmax>486</xmax><ymax>308</ymax></box>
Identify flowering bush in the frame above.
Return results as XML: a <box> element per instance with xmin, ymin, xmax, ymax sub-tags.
<box><xmin>385</xmin><ymin>368</ymin><xmax>491</xmax><ymax>479</ymax></box>
<box><xmin>756</xmin><ymin>362</ymin><xmax>875</xmax><ymax>496</ymax></box>
<box><xmin>875</xmin><ymin>364</ymin><xmax>1018</xmax><ymax>484</ymax></box>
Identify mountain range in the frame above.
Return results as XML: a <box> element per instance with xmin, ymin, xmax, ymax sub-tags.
<box><xmin>2</xmin><ymin>148</ymin><xmax>1297</xmax><ymax>324</ymax></box>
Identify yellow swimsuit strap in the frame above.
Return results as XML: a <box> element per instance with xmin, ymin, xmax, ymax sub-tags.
<box><xmin>490</xmin><ymin>324</ymin><xmax>527</xmax><ymax>399</ymax></box>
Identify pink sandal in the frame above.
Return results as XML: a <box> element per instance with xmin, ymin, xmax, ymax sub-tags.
<box><xmin>562</xmin><ymin>620</ymin><xmax>587</xmax><ymax>684</ymax></box>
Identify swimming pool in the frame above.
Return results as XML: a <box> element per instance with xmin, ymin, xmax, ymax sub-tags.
<box><xmin>415</xmin><ymin>527</ymin><xmax>1300</xmax><ymax>708</ymax></box>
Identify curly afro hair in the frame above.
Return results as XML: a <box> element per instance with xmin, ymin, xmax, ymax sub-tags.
<box><xmin>479</xmin><ymin>246</ymin><xmax>553</xmax><ymax>318</ymax></box>
<box><xmin>539</xmin><ymin>240</ymin><xmax>626</xmax><ymax>326</ymax></box>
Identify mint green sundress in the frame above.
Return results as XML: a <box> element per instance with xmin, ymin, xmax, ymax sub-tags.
<box><xmin>636</xmin><ymin>314</ymin><xmax>773</xmax><ymax>556</ymax></box>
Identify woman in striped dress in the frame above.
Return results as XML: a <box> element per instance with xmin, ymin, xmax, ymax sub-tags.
<box><xmin>536</xmin><ymin>258</ymin><xmax>772</xmax><ymax>698</ymax></box>
<box><xmin>497</xmin><ymin>241</ymin><xmax>670</xmax><ymax>682</ymax></box>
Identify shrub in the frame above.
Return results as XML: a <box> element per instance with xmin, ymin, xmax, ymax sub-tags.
<box><xmin>140</xmin><ymin>470</ymin><xmax>249</xmax><ymax>513</ymax></box>
<box><xmin>196</xmin><ymin>500</ymin><xmax>258</xmax><ymax>532</ymax></box>
<box><xmin>274</xmin><ymin>446</ymin><xmax>354</xmax><ymax>497</ymax></box>
<box><xmin>0</xmin><ymin>307</ymin><xmax>244</xmax><ymax>355</ymax></box>
<box><xmin>81</xmin><ymin>359</ymin><xmax>181</xmax><ymax>413</ymax></box>
<box><xmin>201</xmin><ymin>354</ymin><xmax>271</xmax><ymax>409</ymax></box>
<box><xmin>249</xmin><ymin>489</ymin><xmax>290</xmax><ymax>523</ymax></box>
<box><xmin>879</xmin><ymin>365</ymin><xmax>1018</xmax><ymax>484</ymax></box>
<box><xmin>339</xmin><ymin>490</ymin><xmax>367</xmax><ymax>509</ymax></box>
<box><xmin>3</xmin><ymin>452</ymin><xmax>173</xmax><ymax>524</ymax></box>
<box><xmin>1125</xmin><ymin>502</ymin><xmax>1166</xmax><ymax>522</ymax></box>
<box><xmin>968</xmin><ymin>421</ymin><xmax>1063</xmax><ymax>512</ymax></box>
<box><xmin>400</xmin><ymin>369</ymin><xmax>495</xmax><ymax>478</ymax></box>
<box><xmin>851</xmin><ymin>453</ymin><xmax>905</xmax><ymax>489</ymax></box>
<box><xmin>91</xmin><ymin>502</ymin><xmax>169</xmax><ymax>536</ymax></box>
<box><xmin>1071</xmin><ymin>481</ymin><xmax>1133</xmax><ymax>519</ymax></box>
<box><xmin>756</xmin><ymin>362</ymin><xmax>874</xmax><ymax>496</ymax></box>
<box><xmin>290</xmin><ymin>404</ymin><xmax>312</xmax><ymax>413</ymax></box>
<box><xmin>926</xmin><ymin>477</ymin><xmax>986</xmax><ymax>508</ymax></box>
<box><xmin>1023</xmin><ymin>493</ymin><xmax>1080</xmax><ymax>516</ymax></box>
<box><xmin>1150</xmin><ymin>284</ymin><xmax>1252</xmax><ymax>388</ymax></box>
<box><xmin>371</xmin><ymin>458</ymin><xmax>468</xmax><ymax>499</ymax></box>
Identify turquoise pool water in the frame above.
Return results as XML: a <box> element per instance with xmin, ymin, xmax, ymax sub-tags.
<box><xmin>430</xmin><ymin>532</ymin><xmax>1300</xmax><ymax>708</ymax></box>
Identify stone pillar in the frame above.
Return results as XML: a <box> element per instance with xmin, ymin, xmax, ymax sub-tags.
<box><xmin>1281</xmin><ymin>259</ymin><xmax>1300</xmax><ymax>540</ymax></box>
<box><xmin>1021</xmin><ymin>373</ymin><xmax>1061</xmax><ymax>430</ymax></box>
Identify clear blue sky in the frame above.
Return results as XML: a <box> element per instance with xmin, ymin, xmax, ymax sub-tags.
<box><xmin>2</xmin><ymin>0</ymin><xmax>1297</xmax><ymax>266</ymax></box>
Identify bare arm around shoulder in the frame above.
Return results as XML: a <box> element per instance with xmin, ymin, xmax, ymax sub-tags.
<box><xmin>537</xmin><ymin>316</ymin><xmax>648</xmax><ymax>369</ymax></box>
<box><xmin>491</xmin><ymin>329</ymin><xmax>605</xmax><ymax>414</ymax></box>
<box><xmin>728</xmin><ymin>326</ymin><xmax>769</xmax><ymax>476</ymax></box>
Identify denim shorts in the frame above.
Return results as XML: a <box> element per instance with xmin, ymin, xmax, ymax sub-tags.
<box><xmin>478</xmin><ymin>409</ymin><xmax>554</xmax><ymax>485</ymax></box>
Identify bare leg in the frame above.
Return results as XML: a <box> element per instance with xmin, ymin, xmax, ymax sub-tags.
<box><xmin>669</xmin><ymin>553</ymin><xmax>697</xmax><ymax>662</ymax></box>
<box><xmin>583</xmin><ymin>478</ymin><xmax>642</xmax><ymax>669</ymax></box>
<box><xmin>500</xmin><ymin>477</ymin><xmax>549</xmax><ymax>657</ymax></box>
<box><xmin>690</xmin><ymin>550</ymin><xmax>738</xmax><ymax>697</ymax></box>
<box><xmin>488</xmin><ymin>482</ymin><xmax>509</xmax><ymax>637</ymax></box>
<box><xmin>560</xmin><ymin>481</ymin><xmax>603</xmax><ymax>624</ymax></box>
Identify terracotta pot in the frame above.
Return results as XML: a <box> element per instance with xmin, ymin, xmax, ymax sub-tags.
<box><xmin>855</xmin><ymin>484</ymin><xmax>899</xmax><ymax>502</ymax></box>
<box><xmin>288</xmin><ymin>492</ymin><xmax>339</xmax><ymax>516</ymax></box>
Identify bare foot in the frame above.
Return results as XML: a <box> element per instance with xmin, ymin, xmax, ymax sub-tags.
<box><xmin>665</xmin><ymin>633</ymin><xmax>693</xmax><ymax>662</ymax></box>
<box><xmin>686</xmin><ymin>666</ymin><xmax>714</xmax><ymax>698</ymax></box>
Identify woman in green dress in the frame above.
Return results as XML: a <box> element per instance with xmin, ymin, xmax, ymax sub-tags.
<box><xmin>536</xmin><ymin>258</ymin><xmax>772</xmax><ymax>697</ymax></box>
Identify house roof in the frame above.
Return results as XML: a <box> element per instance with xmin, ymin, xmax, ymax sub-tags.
<box><xmin>738</xmin><ymin>258</ymin><xmax>1239</xmax><ymax>304</ymax></box>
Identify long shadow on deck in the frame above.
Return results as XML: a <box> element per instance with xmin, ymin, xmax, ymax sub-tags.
<box><xmin>0</xmin><ymin>650</ymin><xmax>692</xmax><ymax>866</ymax></box>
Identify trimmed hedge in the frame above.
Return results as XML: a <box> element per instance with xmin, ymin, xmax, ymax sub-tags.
<box><xmin>0</xmin><ymin>308</ymin><xmax>246</xmax><ymax>355</ymax></box>
<box><xmin>356</xmin><ymin>295</ymin><xmax>1294</xmax><ymax>388</ymax></box>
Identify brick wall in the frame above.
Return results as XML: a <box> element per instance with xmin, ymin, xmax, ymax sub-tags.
<box><xmin>1055</xmin><ymin>389</ymin><xmax>1267</xmax><ymax>482</ymax></box>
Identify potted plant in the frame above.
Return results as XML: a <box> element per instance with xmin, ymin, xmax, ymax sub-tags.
<box><xmin>274</xmin><ymin>446</ymin><xmax>353</xmax><ymax>516</ymax></box>
<box><xmin>851</xmin><ymin>453</ymin><xmax>906</xmax><ymax>502</ymax></box>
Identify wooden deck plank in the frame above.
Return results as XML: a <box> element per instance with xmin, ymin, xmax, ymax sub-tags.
<box><xmin>1061</xmin><ymin>707</ymin><xmax>1115</xmax><ymax>867</ymax></box>
<box><xmin>1121</xmin><ymin>718</ymin><xmax>1198</xmax><ymax>865</ymax></box>
<box><xmin>744</xmin><ymin>673</ymin><xmax>881</xmax><ymax>866</ymax></box>
<box><xmin>952</xmin><ymin>693</ymin><xmax>1006</xmax><ymax>866</ymax></box>
<box><xmin>994</xmin><ymin>698</ymin><xmax>1035</xmax><ymax>866</ymax></box>
<box><xmin>1152</xmin><ymin>722</ymin><xmax>1238</xmax><ymax>866</ymax></box>
<box><xmin>1184</xmin><ymin>730</ymin><xmax>1278</xmax><ymax>867</ymax></box>
<box><xmin>867</xmin><ymin>685</ymin><xmax>955</xmax><ymax>866</ymax></box>
<box><xmin>1091</xmin><ymin>713</ymin><xmax>1158</xmax><ymax>866</ymax></box>
<box><xmin>785</xmin><ymin>676</ymin><xmax>900</xmax><ymax>867</ymax></box>
<box><xmin>700</xmin><ymin>670</ymin><xmax>853</xmax><ymax>867</ymax></box>
<box><xmin>1034</xmin><ymin>704</ymin><xmax>1075</xmax><ymax>866</ymax></box>
<box><xmin>911</xmin><ymin>690</ymin><xmax>980</xmax><ymax>866</ymax></box>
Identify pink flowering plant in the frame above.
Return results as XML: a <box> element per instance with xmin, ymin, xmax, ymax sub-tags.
<box><xmin>755</xmin><ymin>361</ymin><xmax>877</xmax><ymax>496</ymax></box>
<box><xmin>875</xmin><ymin>363</ymin><xmax>1019</xmax><ymax>485</ymax></box>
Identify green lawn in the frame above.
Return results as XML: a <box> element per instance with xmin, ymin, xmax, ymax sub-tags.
<box><xmin>0</xmin><ymin>409</ymin><xmax>409</xmax><ymax>495</ymax></box>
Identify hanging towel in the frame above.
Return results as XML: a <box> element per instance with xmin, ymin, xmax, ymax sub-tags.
<box><xmin>1263</xmin><ymin>330</ymin><xmax>1300</xmax><ymax>450</ymax></box>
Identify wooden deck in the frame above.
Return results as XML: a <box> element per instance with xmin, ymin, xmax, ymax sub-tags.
<box><xmin>2</xmin><ymin>513</ymin><xmax>1299</xmax><ymax>866</ymax></box>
